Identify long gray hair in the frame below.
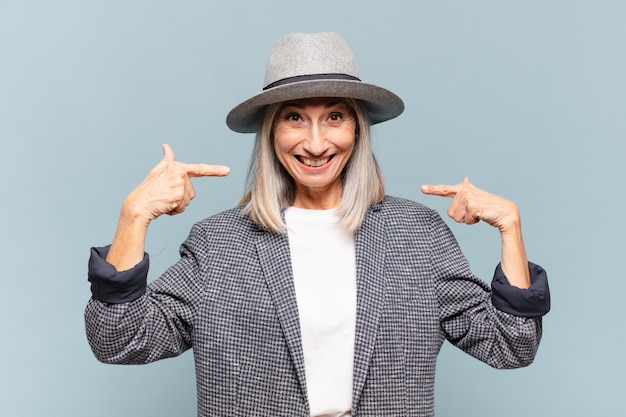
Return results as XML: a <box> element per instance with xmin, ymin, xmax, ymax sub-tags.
<box><xmin>239</xmin><ymin>98</ymin><xmax>384</xmax><ymax>233</ymax></box>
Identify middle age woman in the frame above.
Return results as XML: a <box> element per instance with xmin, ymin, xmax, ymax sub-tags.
<box><xmin>86</xmin><ymin>32</ymin><xmax>550</xmax><ymax>416</ymax></box>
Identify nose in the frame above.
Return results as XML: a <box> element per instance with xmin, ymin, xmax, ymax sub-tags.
<box><xmin>302</xmin><ymin>124</ymin><xmax>328</xmax><ymax>156</ymax></box>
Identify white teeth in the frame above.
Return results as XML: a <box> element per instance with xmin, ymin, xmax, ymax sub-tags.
<box><xmin>302</xmin><ymin>157</ymin><xmax>329</xmax><ymax>167</ymax></box>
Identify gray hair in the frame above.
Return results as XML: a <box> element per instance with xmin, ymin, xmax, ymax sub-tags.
<box><xmin>239</xmin><ymin>98</ymin><xmax>384</xmax><ymax>233</ymax></box>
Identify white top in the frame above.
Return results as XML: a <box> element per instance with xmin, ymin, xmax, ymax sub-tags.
<box><xmin>285</xmin><ymin>207</ymin><xmax>357</xmax><ymax>417</ymax></box>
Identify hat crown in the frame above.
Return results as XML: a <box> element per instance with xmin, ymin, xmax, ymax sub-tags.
<box><xmin>226</xmin><ymin>32</ymin><xmax>404</xmax><ymax>133</ymax></box>
<box><xmin>263</xmin><ymin>32</ymin><xmax>359</xmax><ymax>88</ymax></box>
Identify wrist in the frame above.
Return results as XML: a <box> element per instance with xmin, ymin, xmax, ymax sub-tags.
<box><xmin>120</xmin><ymin>195</ymin><xmax>152</xmax><ymax>229</ymax></box>
<box><xmin>497</xmin><ymin>203</ymin><xmax>521</xmax><ymax>235</ymax></box>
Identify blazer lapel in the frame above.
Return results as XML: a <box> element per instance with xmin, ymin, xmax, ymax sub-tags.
<box><xmin>352</xmin><ymin>204</ymin><xmax>387</xmax><ymax>408</ymax></box>
<box><xmin>255</xmin><ymin>229</ymin><xmax>308</xmax><ymax>406</ymax></box>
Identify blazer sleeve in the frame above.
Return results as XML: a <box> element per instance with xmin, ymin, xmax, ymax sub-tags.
<box><xmin>84</xmin><ymin>222</ymin><xmax>209</xmax><ymax>365</ymax></box>
<box><xmin>491</xmin><ymin>262</ymin><xmax>550</xmax><ymax>317</ymax></box>
<box><xmin>429</xmin><ymin>212</ymin><xmax>548</xmax><ymax>369</ymax></box>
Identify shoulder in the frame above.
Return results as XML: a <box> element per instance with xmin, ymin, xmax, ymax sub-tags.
<box><xmin>198</xmin><ymin>205</ymin><xmax>251</xmax><ymax>226</ymax></box>
<box><xmin>189</xmin><ymin>206</ymin><xmax>261</xmax><ymax>242</ymax></box>
<box><xmin>367</xmin><ymin>195</ymin><xmax>453</xmax><ymax>238</ymax></box>
<box><xmin>376</xmin><ymin>195</ymin><xmax>439</xmax><ymax>221</ymax></box>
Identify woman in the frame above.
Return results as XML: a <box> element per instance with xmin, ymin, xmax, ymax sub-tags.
<box><xmin>86</xmin><ymin>32</ymin><xmax>550</xmax><ymax>417</ymax></box>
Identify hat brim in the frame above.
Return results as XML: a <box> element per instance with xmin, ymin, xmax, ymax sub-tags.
<box><xmin>226</xmin><ymin>79</ymin><xmax>404</xmax><ymax>133</ymax></box>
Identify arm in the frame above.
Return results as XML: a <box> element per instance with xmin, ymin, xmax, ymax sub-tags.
<box><xmin>426</xmin><ymin>210</ymin><xmax>547</xmax><ymax>368</ymax></box>
<box><xmin>106</xmin><ymin>144</ymin><xmax>230</xmax><ymax>271</ymax></box>
<box><xmin>420</xmin><ymin>178</ymin><xmax>549</xmax><ymax>367</ymax></box>
<box><xmin>86</xmin><ymin>230</ymin><xmax>208</xmax><ymax>364</ymax></box>
<box><xmin>85</xmin><ymin>144</ymin><xmax>229</xmax><ymax>363</ymax></box>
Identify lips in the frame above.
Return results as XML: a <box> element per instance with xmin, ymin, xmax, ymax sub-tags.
<box><xmin>297</xmin><ymin>155</ymin><xmax>334</xmax><ymax>167</ymax></box>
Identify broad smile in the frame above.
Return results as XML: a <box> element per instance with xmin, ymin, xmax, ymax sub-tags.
<box><xmin>296</xmin><ymin>155</ymin><xmax>335</xmax><ymax>168</ymax></box>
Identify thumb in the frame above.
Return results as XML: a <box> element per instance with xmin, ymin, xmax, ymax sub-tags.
<box><xmin>161</xmin><ymin>143</ymin><xmax>176</xmax><ymax>162</ymax></box>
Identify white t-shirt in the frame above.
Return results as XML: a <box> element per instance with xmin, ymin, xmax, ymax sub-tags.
<box><xmin>285</xmin><ymin>207</ymin><xmax>357</xmax><ymax>417</ymax></box>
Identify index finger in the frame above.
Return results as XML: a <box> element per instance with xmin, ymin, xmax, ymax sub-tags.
<box><xmin>420</xmin><ymin>183</ymin><xmax>462</xmax><ymax>197</ymax></box>
<box><xmin>184</xmin><ymin>163</ymin><xmax>231</xmax><ymax>177</ymax></box>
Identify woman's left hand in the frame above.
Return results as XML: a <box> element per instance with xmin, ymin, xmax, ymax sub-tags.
<box><xmin>421</xmin><ymin>177</ymin><xmax>530</xmax><ymax>288</ymax></box>
<box><xmin>420</xmin><ymin>177</ymin><xmax>520</xmax><ymax>233</ymax></box>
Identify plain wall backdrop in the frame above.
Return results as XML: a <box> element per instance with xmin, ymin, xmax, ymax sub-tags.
<box><xmin>1</xmin><ymin>1</ymin><xmax>624</xmax><ymax>416</ymax></box>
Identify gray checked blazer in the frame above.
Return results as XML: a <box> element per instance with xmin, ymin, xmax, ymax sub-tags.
<box><xmin>85</xmin><ymin>196</ymin><xmax>549</xmax><ymax>417</ymax></box>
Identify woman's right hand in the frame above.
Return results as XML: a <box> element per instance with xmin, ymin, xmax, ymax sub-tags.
<box><xmin>123</xmin><ymin>143</ymin><xmax>230</xmax><ymax>224</ymax></box>
<box><xmin>106</xmin><ymin>144</ymin><xmax>230</xmax><ymax>271</ymax></box>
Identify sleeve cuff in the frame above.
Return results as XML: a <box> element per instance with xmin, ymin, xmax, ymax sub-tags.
<box><xmin>491</xmin><ymin>262</ymin><xmax>550</xmax><ymax>317</ymax></box>
<box><xmin>88</xmin><ymin>246</ymin><xmax>149</xmax><ymax>304</ymax></box>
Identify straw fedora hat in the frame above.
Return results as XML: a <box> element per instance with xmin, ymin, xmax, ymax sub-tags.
<box><xmin>226</xmin><ymin>32</ymin><xmax>404</xmax><ymax>133</ymax></box>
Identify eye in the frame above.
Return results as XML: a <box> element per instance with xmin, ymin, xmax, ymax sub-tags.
<box><xmin>326</xmin><ymin>112</ymin><xmax>345</xmax><ymax>126</ymax></box>
<box><xmin>285</xmin><ymin>112</ymin><xmax>301</xmax><ymax>122</ymax></box>
<box><xmin>280</xmin><ymin>111</ymin><xmax>307</xmax><ymax>127</ymax></box>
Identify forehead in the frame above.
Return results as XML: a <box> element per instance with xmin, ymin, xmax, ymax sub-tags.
<box><xmin>279</xmin><ymin>97</ymin><xmax>351</xmax><ymax>109</ymax></box>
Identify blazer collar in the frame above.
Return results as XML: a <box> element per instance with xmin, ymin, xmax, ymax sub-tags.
<box><xmin>255</xmin><ymin>229</ymin><xmax>309</xmax><ymax>409</ymax></box>
<box><xmin>254</xmin><ymin>203</ymin><xmax>387</xmax><ymax>412</ymax></box>
<box><xmin>351</xmin><ymin>204</ymin><xmax>387</xmax><ymax>408</ymax></box>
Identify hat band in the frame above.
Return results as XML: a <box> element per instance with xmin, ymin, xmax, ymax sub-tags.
<box><xmin>263</xmin><ymin>73</ymin><xmax>361</xmax><ymax>91</ymax></box>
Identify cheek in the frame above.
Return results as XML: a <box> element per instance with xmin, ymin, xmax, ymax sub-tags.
<box><xmin>337</xmin><ymin>128</ymin><xmax>357</xmax><ymax>151</ymax></box>
<box><xmin>273</xmin><ymin>126</ymin><xmax>295</xmax><ymax>152</ymax></box>
<box><xmin>272</xmin><ymin>134</ymin><xmax>295</xmax><ymax>169</ymax></box>
<box><xmin>336</xmin><ymin>118</ymin><xmax>357</xmax><ymax>146</ymax></box>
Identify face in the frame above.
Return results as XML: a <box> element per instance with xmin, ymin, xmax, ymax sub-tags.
<box><xmin>273</xmin><ymin>98</ymin><xmax>357</xmax><ymax>209</ymax></box>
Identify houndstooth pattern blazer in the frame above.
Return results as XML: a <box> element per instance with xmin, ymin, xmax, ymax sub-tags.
<box><xmin>85</xmin><ymin>196</ymin><xmax>549</xmax><ymax>417</ymax></box>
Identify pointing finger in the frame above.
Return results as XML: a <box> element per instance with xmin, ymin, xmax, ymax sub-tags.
<box><xmin>420</xmin><ymin>183</ymin><xmax>461</xmax><ymax>197</ymax></box>
<box><xmin>184</xmin><ymin>163</ymin><xmax>231</xmax><ymax>177</ymax></box>
<box><xmin>158</xmin><ymin>144</ymin><xmax>230</xmax><ymax>177</ymax></box>
<box><xmin>421</xmin><ymin>177</ymin><xmax>472</xmax><ymax>198</ymax></box>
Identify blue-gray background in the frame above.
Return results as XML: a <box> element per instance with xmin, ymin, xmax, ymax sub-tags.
<box><xmin>1</xmin><ymin>1</ymin><xmax>624</xmax><ymax>416</ymax></box>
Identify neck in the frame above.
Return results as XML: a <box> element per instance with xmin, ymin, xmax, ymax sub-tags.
<box><xmin>292</xmin><ymin>185</ymin><xmax>342</xmax><ymax>210</ymax></box>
